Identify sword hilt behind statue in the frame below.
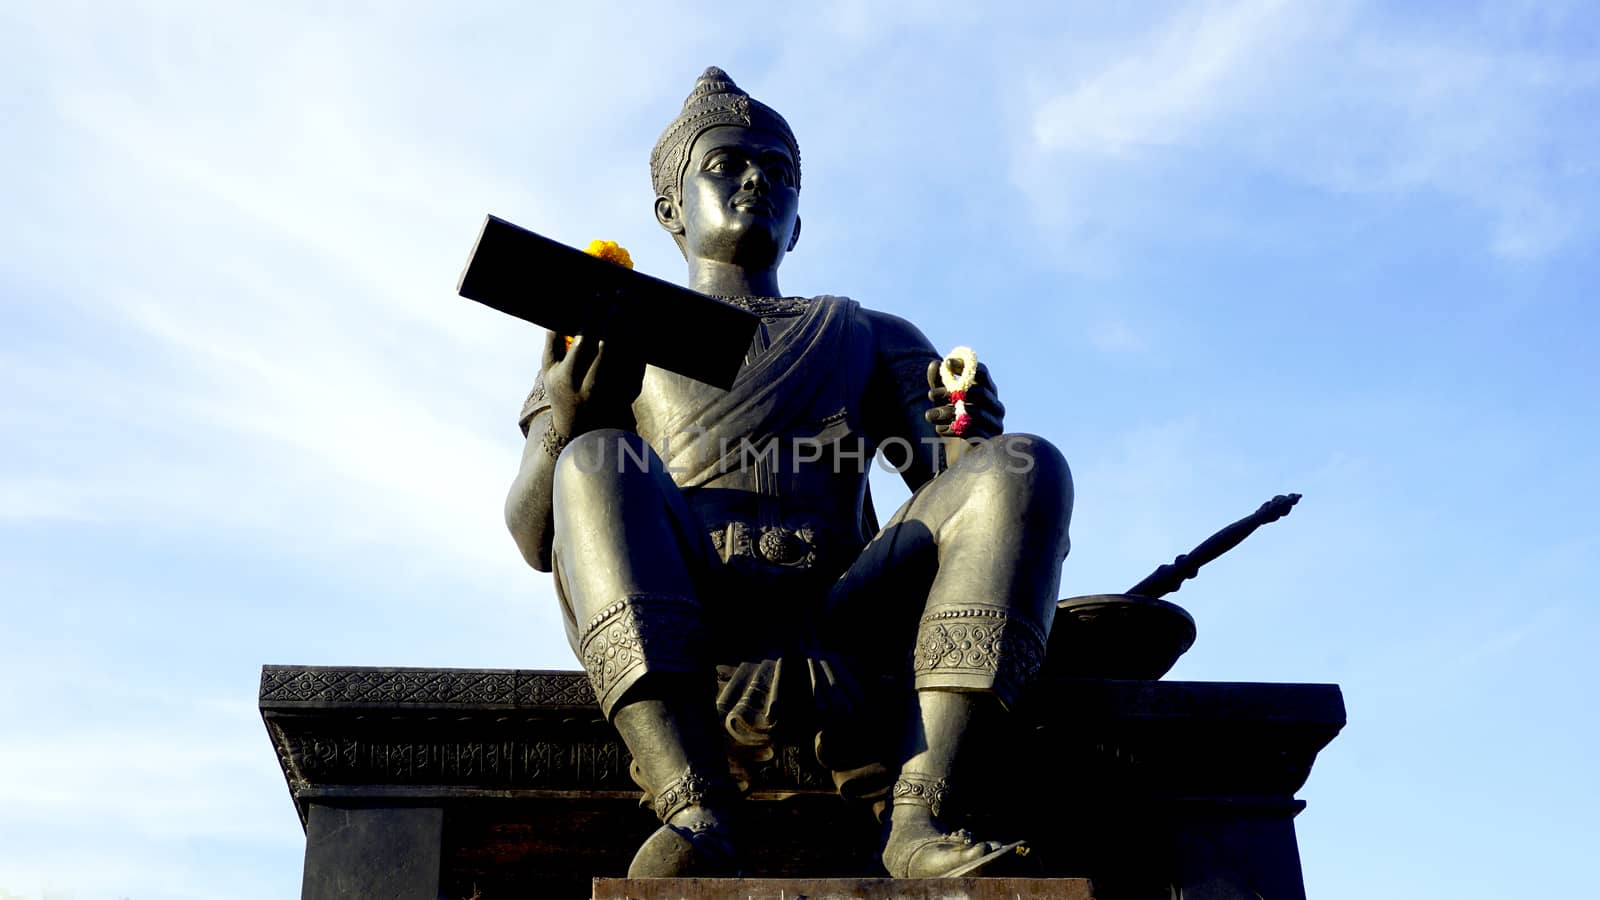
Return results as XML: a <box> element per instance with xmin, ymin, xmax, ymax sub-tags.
<box><xmin>1126</xmin><ymin>493</ymin><xmax>1302</xmax><ymax>600</ymax></box>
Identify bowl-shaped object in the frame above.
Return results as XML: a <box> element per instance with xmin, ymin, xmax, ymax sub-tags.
<box><xmin>1043</xmin><ymin>593</ymin><xmax>1196</xmax><ymax>679</ymax></box>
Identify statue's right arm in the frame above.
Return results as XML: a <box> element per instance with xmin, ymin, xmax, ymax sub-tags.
<box><xmin>504</xmin><ymin>332</ymin><xmax>647</xmax><ymax>572</ymax></box>
<box><xmin>505</xmin><ymin>407</ymin><xmax>559</xmax><ymax>571</ymax></box>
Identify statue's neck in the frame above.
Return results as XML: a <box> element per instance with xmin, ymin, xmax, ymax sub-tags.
<box><xmin>687</xmin><ymin>259</ymin><xmax>783</xmax><ymax>299</ymax></box>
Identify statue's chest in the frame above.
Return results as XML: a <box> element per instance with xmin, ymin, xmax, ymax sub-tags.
<box><xmin>633</xmin><ymin>313</ymin><xmax>849</xmax><ymax>443</ymax></box>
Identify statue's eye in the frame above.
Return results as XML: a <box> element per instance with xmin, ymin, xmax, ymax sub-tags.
<box><xmin>761</xmin><ymin>157</ymin><xmax>795</xmax><ymax>186</ymax></box>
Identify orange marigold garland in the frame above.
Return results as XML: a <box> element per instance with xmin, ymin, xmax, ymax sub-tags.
<box><xmin>564</xmin><ymin>240</ymin><xmax>636</xmax><ymax>350</ymax></box>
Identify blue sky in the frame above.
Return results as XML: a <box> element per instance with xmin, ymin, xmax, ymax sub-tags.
<box><xmin>2</xmin><ymin>1</ymin><xmax>1596</xmax><ymax>897</ymax></box>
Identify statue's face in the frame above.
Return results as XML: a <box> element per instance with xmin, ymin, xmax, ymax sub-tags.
<box><xmin>667</xmin><ymin>124</ymin><xmax>800</xmax><ymax>268</ymax></box>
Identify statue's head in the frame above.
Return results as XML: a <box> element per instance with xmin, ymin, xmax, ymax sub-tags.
<box><xmin>651</xmin><ymin>67</ymin><xmax>802</xmax><ymax>270</ymax></box>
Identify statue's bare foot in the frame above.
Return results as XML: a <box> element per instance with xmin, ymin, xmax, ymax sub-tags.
<box><xmin>882</xmin><ymin>819</ymin><xmax>1027</xmax><ymax>878</ymax></box>
<box><xmin>627</xmin><ymin>805</ymin><xmax>739</xmax><ymax>877</ymax></box>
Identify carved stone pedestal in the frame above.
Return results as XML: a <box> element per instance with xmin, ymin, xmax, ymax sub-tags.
<box><xmin>261</xmin><ymin>666</ymin><xmax>1343</xmax><ymax>900</ymax></box>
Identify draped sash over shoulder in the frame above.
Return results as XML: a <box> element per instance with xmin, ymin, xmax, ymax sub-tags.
<box><xmin>640</xmin><ymin>295</ymin><xmax>871</xmax><ymax>488</ymax></box>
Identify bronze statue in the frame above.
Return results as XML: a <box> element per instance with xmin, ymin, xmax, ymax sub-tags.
<box><xmin>503</xmin><ymin>67</ymin><xmax>1074</xmax><ymax>878</ymax></box>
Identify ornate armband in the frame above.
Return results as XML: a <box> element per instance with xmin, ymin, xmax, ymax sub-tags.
<box><xmin>541</xmin><ymin>417</ymin><xmax>570</xmax><ymax>459</ymax></box>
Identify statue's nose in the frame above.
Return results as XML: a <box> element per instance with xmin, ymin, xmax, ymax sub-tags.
<box><xmin>742</xmin><ymin>165</ymin><xmax>768</xmax><ymax>193</ymax></box>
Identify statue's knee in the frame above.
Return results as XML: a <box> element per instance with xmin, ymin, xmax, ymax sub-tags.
<box><xmin>553</xmin><ymin>428</ymin><xmax>658</xmax><ymax>498</ymax></box>
<box><xmin>970</xmin><ymin>433</ymin><xmax>1073</xmax><ymax>516</ymax></box>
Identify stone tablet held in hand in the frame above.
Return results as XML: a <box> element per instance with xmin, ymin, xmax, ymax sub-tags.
<box><xmin>457</xmin><ymin>215</ymin><xmax>759</xmax><ymax>390</ymax></box>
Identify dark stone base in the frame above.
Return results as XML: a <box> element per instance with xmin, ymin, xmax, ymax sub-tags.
<box><xmin>301</xmin><ymin>804</ymin><xmax>444</xmax><ymax>899</ymax></box>
<box><xmin>263</xmin><ymin>667</ymin><xmax>1343</xmax><ymax>900</ymax></box>
<box><xmin>592</xmin><ymin>877</ymin><xmax>1096</xmax><ymax>899</ymax></box>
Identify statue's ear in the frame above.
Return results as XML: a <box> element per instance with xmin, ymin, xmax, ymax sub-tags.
<box><xmin>655</xmin><ymin>194</ymin><xmax>685</xmax><ymax>236</ymax></box>
<box><xmin>788</xmin><ymin>215</ymin><xmax>802</xmax><ymax>252</ymax></box>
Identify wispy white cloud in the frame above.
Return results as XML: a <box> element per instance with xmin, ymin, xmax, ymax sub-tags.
<box><xmin>0</xmin><ymin>670</ymin><xmax>302</xmax><ymax>900</ymax></box>
<box><xmin>1022</xmin><ymin>0</ymin><xmax>1600</xmax><ymax>261</ymax></box>
<box><xmin>0</xmin><ymin>728</ymin><xmax>287</xmax><ymax>844</ymax></box>
<box><xmin>1</xmin><ymin>3</ymin><xmax>641</xmax><ymax>587</ymax></box>
<box><xmin>1</xmin><ymin>12</ymin><xmax>628</xmax><ymax>892</ymax></box>
<box><xmin>1033</xmin><ymin>0</ymin><xmax>1336</xmax><ymax>158</ymax></box>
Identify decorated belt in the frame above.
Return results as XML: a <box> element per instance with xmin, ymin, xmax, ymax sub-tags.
<box><xmin>710</xmin><ymin>521</ymin><xmax>819</xmax><ymax>569</ymax></box>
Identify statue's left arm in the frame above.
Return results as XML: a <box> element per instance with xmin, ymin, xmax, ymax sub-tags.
<box><xmin>848</xmin><ymin>308</ymin><xmax>1072</xmax><ymax>714</ymax></box>
<box><xmin>862</xmin><ymin>310</ymin><xmax>1004</xmax><ymax>490</ymax></box>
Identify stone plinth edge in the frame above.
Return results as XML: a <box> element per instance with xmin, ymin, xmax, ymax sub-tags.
<box><xmin>592</xmin><ymin>876</ymin><xmax>1096</xmax><ymax>900</ymax></box>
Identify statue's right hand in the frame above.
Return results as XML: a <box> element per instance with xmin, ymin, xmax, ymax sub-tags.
<box><xmin>542</xmin><ymin>331</ymin><xmax>646</xmax><ymax>437</ymax></box>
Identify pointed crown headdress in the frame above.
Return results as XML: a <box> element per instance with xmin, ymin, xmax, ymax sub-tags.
<box><xmin>650</xmin><ymin>66</ymin><xmax>801</xmax><ymax>198</ymax></box>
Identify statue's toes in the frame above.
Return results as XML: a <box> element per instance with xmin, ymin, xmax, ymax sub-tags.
<box><xmin>912</xmin><ymin>837</ymin><xmax>1029</xmax><ymax>878</ymax></box>
<box><xmin>895</xmin><ymin>836</ymin><xmax>981</xmax><ymax>877</ymax></box>
<box><xmin>947</xmin><ymin>841</ymin><xmax>1002</xmax><ymax>870</ymax></box>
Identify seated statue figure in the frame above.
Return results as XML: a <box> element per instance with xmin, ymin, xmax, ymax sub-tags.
<box><xmin>504</xmin><ymin>66</ymin><xmax>1073</xmax><ymax>879</ymax></box>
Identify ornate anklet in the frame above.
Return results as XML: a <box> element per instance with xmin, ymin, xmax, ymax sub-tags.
<box><xmin>653</xmin><ymin>768</ymin><xmax>729</xmax><ymax>823</ymax></box>
<box><xmin>891</xmin><ymin>773</ymin><xmax>952</xmax><ymax>820</ymax></box>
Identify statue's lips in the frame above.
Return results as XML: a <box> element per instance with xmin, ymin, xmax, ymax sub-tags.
<box><xmin>732</xmin><ymin>197</ymin><xmax>774</xmax><ymax>215</ymax></box>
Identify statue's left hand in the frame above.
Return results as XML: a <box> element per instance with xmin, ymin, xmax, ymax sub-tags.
<box><xmin>924</xmin><ymin>360</ymin><xmax>1005</xmax><ymax>440</ymax></box>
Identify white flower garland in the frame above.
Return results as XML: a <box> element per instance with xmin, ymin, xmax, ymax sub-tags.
<box><xmin>939</xmin><ymin>346</ymin><xmax>979</xmax><ymax>436</ymax></box>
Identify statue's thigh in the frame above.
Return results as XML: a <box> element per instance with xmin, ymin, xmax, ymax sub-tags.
<box><xmin>825</xmin><ymin>453</ymin><xmax>1055</xmax><ymax>647</ymax></box>
<box><xmin>824</xmin><ymin>478</ymin><xmax>946</xmax><ymax>644</ymax></box>
<box><xmin>551</xmin><ymin>430</ymin><xmax>715</xmax><ymax>633</ymax></box>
